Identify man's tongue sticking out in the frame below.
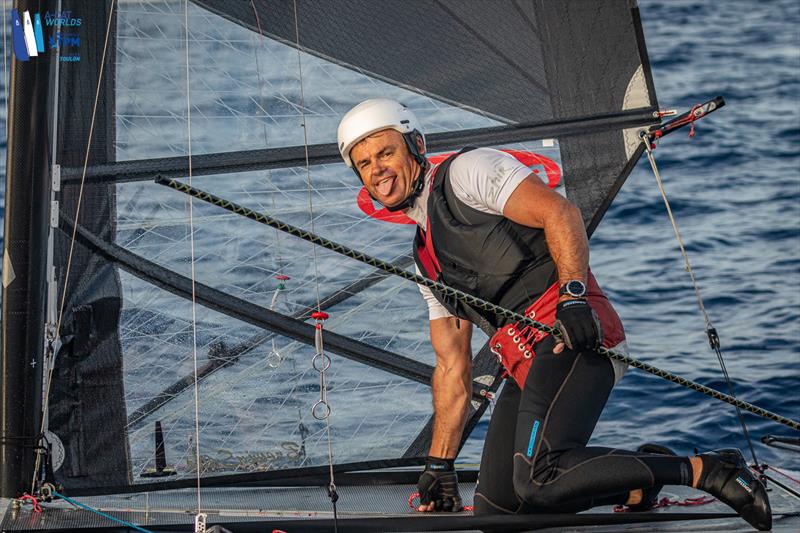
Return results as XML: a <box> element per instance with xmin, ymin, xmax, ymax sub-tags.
<box><xmin>377</xmin><ymin>176</ymin><xmax>395</xmax><ymax>198</ymax></box>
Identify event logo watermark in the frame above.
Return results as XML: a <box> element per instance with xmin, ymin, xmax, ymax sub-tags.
<box><xmin>11</xmin><ymin>9</ymin><xmax>82</xmax><ymax>62</ymax></box>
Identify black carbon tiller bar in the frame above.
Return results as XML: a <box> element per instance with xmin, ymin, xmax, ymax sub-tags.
<box><xmin>647</xmin><ymin>96</ymin><xmax>726</xmax><ymax>143</ymax></box>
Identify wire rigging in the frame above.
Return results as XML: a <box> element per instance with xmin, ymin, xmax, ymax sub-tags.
<box><xmin>642</xmin><ymin>137</ymin><xmax>760</xmax><ymax>468</ymax></box>
<box><xmin>291</xmin><ymin>1</ymin><xmax>338</xmax><ymax>529</ymax></box>
<box><xmin>249</xmin><ymin>0</ymin><xmax>289</xmax><ymax>370</ymax></box>
<box><xmin>182</xmin><ymin>0</ymin><xmax>204</xmax><ymax>523</ymax></box>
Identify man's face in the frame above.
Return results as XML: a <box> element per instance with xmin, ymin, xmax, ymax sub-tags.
<box><xmin>350</xmin><ymin>129</ymin><xmax>423</xmax><ymax>209</ymax></box>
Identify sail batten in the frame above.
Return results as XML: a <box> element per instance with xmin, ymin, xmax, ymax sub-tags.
<box><xmin>60</xmin><ymin>108</ymin><xmax>658</xmax><ymax>188</ymax></box>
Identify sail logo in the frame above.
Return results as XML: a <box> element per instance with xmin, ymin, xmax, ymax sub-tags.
<box><xmin>10</xmin><ymin>9</ymin><xmax>82</xmax><ymax>62</ymax></box>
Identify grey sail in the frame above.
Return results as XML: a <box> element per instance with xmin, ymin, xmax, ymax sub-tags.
<box><xmin>3</xmin><ymin>0</ymin><xmax>657</xmax><ymax>499</ymax></box>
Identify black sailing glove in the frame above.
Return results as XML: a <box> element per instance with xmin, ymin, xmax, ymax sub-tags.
<box><xmin>417</xmin><ymin>457</ymin><xmax>463</xmax><ymax>512</ymax></box>
<box><xmin>553</xmin><ymin>299</ymin><xmax>603</xmax><ymax>353</ymax></box>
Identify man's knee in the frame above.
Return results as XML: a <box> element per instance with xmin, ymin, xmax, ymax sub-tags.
<box><xmin>472</xmin><ymin>491</ymin><xmax>517</xmax><ymax>515</ymax></box>
<box><xmin>512</xmin><ymin>454</ymin><xmax>563</xmax><ymax>508</ymax></box>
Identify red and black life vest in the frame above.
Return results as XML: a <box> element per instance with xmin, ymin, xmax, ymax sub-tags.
<box><xmin>413</xmin><ymin>148</ymin><xmax>557</xmax><ymax>333</ymax></box>
<box><xmin>412</xmin><ymin>149</ymin><xmax>625</xmax><ymax>387</ymax></box>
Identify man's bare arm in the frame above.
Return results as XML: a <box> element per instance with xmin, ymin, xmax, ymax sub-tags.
<box><xmin>502</xmin><ymin>174</ymin><xmax>588</xmax><ymax>287</ymax></box>
<box><xmin>428</xmin><ymin>316</ymin><xmax>473</xmax><ymax>459</ymax></box>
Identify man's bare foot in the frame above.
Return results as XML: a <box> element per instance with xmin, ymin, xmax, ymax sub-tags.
<box><xmin>625</xmin><ymin>489</ymin><xmax>643</xmax><ymax>506</ymax></box>
<box><xmin>690</xmin><ymin>456</ymin><xmax>703</xmax><ymax>488</ymax></box>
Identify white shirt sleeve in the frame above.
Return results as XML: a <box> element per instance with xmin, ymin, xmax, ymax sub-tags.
<box><xmin>415</xmin><ymin>264</ymin><xmax>453</xmax><ymax>321</ymax></box>
<box><xmin>448</xmin><ymin>147</ymin><xmax>532</xmax><ymax>215</ymax></box>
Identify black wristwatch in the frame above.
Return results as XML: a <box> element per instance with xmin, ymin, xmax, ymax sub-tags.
<box><xmin>559</xmin><ymin>279</ymin><xmax>587</xmax><ymax>298</ymax></box>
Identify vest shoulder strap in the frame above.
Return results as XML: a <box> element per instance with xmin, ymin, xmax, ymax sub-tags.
<box><xmin>438</xmin><ymin>147</ymin><xmax>504</xmax><ymax>226</ymax></box>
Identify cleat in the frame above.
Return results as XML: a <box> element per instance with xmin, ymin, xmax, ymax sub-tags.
<box><xmin>627</xmin><ymin>443</ymin><xmax>676</xmax><ymax>512</ymax></box>
<box><xmin>697</xmin><ymin>448</ymin><xmax>771</xmax><ymax>531</ymax></box>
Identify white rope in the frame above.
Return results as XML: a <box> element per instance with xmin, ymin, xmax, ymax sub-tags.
<box><xmin>643</xmin><ymin>137</ymin><xmax>759</xmax><ymax>465</ymax></box>
<box><xmin>642</xmin><ymin>141</ymin><xmax>712</xmax><ymax>328</ymax></box>
<box><xmin>182</xmin><ymin>0</ymin><xmax>203</xmax><ymax>520</ymax></box>
<box><xmin>249</xmin><ymin>0</ymin><xmax>287</xmax><ymax>370</ymax></box>
<box><xmin>292</xmin><ymin>1</ymin><xmax>337</xmax><ymax>528</ymax></box>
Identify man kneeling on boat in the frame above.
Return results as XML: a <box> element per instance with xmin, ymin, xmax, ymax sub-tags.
<box><xmin>337</xmin><ymin>98</ymin><xmax>771</xmax><ymax>531</ymax></box>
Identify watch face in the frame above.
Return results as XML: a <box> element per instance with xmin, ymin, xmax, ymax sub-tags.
<box><xmin>567</xmin><ymin>280</ymin><xmax>586</xmax><ymax>297</ymax></box>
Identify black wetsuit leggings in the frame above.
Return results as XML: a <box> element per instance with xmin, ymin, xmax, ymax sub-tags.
<box><xmin>474</xmin><ymin>336</ymin><xmax>693</xmax><ymax>514</ymax></box>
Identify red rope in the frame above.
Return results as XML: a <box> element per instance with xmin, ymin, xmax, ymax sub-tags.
<box><xmin>765</xmin><ymin>464</ymin><xmax>800</xmax><ymax>485</ymax></box>
<box><xmin>614</xmin><ymin>495</ymin><xmax>716</xmax><ymax>513</ymax></box>
<box><xmin>20</xmin><ymin>494</ymin><xmax>43</xmax><ymax>513</ymax></box>
<box><xmin>687</xmin><ymin>104</ymin><xmax>701</xmax><ymax>138</ymax></box>
<box><xmin>653</xmin><ymin>103</ymin><xmax>704</xmax><ymax>143</ymax></box>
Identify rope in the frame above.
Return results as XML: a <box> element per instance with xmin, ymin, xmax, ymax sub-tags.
<box><xmin>20</xmin><ymin>494</ymin><xmax>43</xmax><ymax>514</ymax></box>
<box><xmin>182</xmin><ymin>0</ymin><xmax>203</xmax><ymax>520</ymax></box>
<box><xmin>292</xmin><ymin>1</ymin><xmax>337</xmax><ymax>530</ymax></box>
<box><xmin>760</xmin><ymin>468</ymin><xmax>800</xmax><ymax>500</ymax></box>
<box><xmin>614</xmin><ymin>496</ymin><xmax>716</xmax><ymax>513</ymax></box>
<box><xmin>249</xmin><ymin>0</ymin><xmax>288</xmax><ymax>371</ymax></box>
<box><xmin>52</xmin><ymin>490</ymin><xmax>154</xmax><ymax>533</ymax></box>
<box><xmin>153</xmin><ymin>176</ymin><xmax>800</xmax><ymax>432</ymax></box>
<box><xmin>764</xmin><ymin>465</ymin><xmax>800</xmax><ymax>486</ymax></box>
<box><xmin>643</xmin><ymin>139</ymin><xmax>760</xmax><ymax>467</ymax></box>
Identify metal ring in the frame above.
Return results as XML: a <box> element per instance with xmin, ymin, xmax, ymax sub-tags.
<box><xmin>266</xmin><ymin>349</ymin><xmax>283</xmax><ymax>369</ymax></box>
<box><xmin>518</xmin><ymin>343</ymin><xmax>526</xmax><ymax>351</ymax></box>
<box><xmin>312</xmin><ymin>400</ymin><xmax>330</xmax><ymax>420</ymax></box>
<box><xmin>312</xmin><ymin>352</ymin><xmax>331</xmax><ymax>372</ymax></box>
<box><xmin>528</xmin><ymin>310</ymin><xmax>536</xmax><ymax>318</ymax></box>
<box><xmin>524</xmin><ymin>350</ymin><xmax>532</xmax><ymax>359</ymax></box>
<box><xmin>507</xmin><ymin>327</ymin><xmax>515</xmax><ymax>335</ymax></box>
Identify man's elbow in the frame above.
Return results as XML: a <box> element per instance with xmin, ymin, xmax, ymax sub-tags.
<box><xmin>560</xmin><ymin>199</ymin><xmax>582</xmax><ymax>220</ymax></box>
<box><xmin>545</xmin><ymin>200</ymin><xmax>584</xmax><ymax>234</ymax></box>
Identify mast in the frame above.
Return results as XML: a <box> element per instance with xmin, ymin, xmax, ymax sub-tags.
<box><xmin>1</xmin><ymin>0</ymin><xmax>57</xmax><ymax>498</ymax></box>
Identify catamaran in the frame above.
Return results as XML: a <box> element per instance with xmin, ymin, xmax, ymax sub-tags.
<box><xmin>1</xmin><ymin>1</ymin><xmax>798</xmax><ymax>531</ymax></box>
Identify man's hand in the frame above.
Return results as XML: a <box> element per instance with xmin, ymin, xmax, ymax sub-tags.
<box><xmin>553</xmin><ymin>298</ymin><xmax>603</xmax><ymax>354</ymax></box>
<box><xmin>417</xmin><ymin>457</ymin><xmax>463</xmax><ymax>512</ymax></box>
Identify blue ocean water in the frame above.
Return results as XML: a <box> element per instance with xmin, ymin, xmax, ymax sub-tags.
<box><xmin>585</xmin><ymin>0</ymin><xmax>800</xmax><ymax>470</ymax></box>
<box><xmin>0</xmin><ymin>0</ymin><xmax>797</xmax><ymax>478</ymax></box>
<box><xmin>467</xmin><ymin>0</ymin><xmax>800</xmax><ymax>470</ymax></box>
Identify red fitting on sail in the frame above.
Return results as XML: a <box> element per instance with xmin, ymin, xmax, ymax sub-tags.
<box><xmin>311</xmin><ymin>311</ymin><xmax>329</xmax><ymax>321</ymax></box>
<box><xmin>274</xmin><ymin>274</ymin><xmax>290</xmax><ymax>281</ymax></box>
<box><xmin>647</xmin><ymin>97</ymin><xmax>725</xmax><ymax>144</ymax></box>
<box><xmin>687</xmin><ymin>104</ymin><xmax>701</xmax><ymax>138</ymax></box>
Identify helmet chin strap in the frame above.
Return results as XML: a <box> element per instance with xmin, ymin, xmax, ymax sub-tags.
<box><xmin>383</xmin><ymin>159</ymin><xmax>427</xmax><ymax>212</ymax></box>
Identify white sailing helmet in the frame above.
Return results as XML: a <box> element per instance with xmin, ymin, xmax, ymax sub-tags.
<box><xmin>337</xmin><ymin>98</ymin><xmax>426</xmax><ymax>169</ymax></box>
